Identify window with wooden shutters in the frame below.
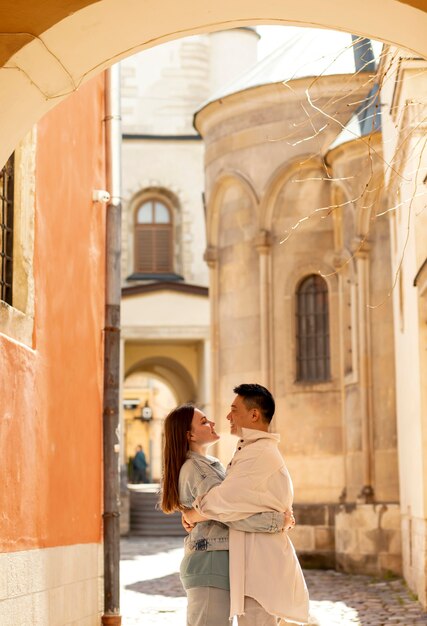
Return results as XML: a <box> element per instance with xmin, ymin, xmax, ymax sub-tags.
<box><xmin>0</xmin><ymin>153</ymin><xmax>15</xmax><ymax>305</ymax></box>
<box><xmin>296</xmin><ymin>274</ymin><xmax>330</xmax><ymax>382</ymax></box>
<box><xmin>134</xmin><ymin>198</ymin><xmax>173</xmax><ymax>273</ymax></box>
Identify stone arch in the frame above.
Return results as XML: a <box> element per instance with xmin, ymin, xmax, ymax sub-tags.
<box><xmin>331</xmin><ymin>180</ymin><xmax>357</xmax><ymax>269</ymax></box>
<box><xmin>2</xmin><ymin>1</ymin><xmax>427</xmax><ymax>167</ymax></box>
<box><xmin>327</xmin><ymin>132</ymin><xmax>384</xmax><ymax>241</ymax></box>
<box><xmin>355</xmin><ymin>167</ymin><xmax>384</xmax><ymax>239</ymax></box>
<box><xmin>283</xmin><ymin>260</ymin><xmax>338</xmax><ymax>301</ymax></box>
<box><xmin>260</xmin><ymin>155</ymin><xmax>325</xmax><ymax>233</ymax></box>
<box><xmin>125</xmin><ymin>356</ymin><xmax>197</xmax><ymax>404</ymax></box>
<box><xmin>206</xmin><ymin>170</ymin><xmax>258</xmax><ymax>248</ymax></box>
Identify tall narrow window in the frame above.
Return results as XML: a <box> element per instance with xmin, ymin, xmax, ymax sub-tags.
<box><xmin>296</xmin><ymin>274</ymin><xmax>330</xmax><ymax>382</ymax></box>
<box><xmin>0</xmin><ymin>153</ymin><xmax>15</xmax><ymax>304</ymax></box>
<box><xmin>134</xmin><ymin>198</ymin><xmax>173</xmax><ymax>273</ymax></box>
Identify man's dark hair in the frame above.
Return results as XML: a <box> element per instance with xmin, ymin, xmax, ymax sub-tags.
<box><xmin>233</xmin><ymin>383</ymin><xmax>275</xmax><ymax>423</ymax></box>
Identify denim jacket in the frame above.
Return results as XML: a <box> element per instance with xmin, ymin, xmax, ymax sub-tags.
<box><xmin>178</xmin><ymin>451</ymin><xmax>284</xmax><ymax>555</ymax></box>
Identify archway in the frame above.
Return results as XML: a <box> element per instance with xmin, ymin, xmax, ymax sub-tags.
<box><xmin>1</xmin><ymin>0</ymin><xmax>427</xmax><ymax>166</ymax></box>
<box><xmin>1</xmin><ymin>2</ymin><xmax>427</xmax><ymax>624</ymax></box>
<box><xmin>123</xmin><ymin>370</ymin><xmax>177</xmax><ymax>483</ymax></box>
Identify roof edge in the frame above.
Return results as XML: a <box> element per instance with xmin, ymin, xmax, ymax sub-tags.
<box><xmin>122</xmin><ymin>281</ymin><xmax>209</xmax><ymax>298</ymax></box>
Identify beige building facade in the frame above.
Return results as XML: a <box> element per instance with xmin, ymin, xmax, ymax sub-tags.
<box><xmin>379</xmin><ymin>47</ymin><xmax>427</xmax><ymax>606</ymax></box>
<box><xmin>1</xmin><ymin>1</ymin><xmax>427</xmax><ymax>622</ymax></box>
<box><xmin>195</xmin><ymin>36</ymin><xmax>401</xmax><ymax>575</ymax></box>
<box><xmin>119</xmin><ymin>30</ymin><xmax>259</xmax><ymax>480</ymax></box>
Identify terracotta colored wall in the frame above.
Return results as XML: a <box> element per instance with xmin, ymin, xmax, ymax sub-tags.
<box><xmin>0</xmin><ymin>75</ymin><xmax>106</xmax><ymax>551</ymax></box>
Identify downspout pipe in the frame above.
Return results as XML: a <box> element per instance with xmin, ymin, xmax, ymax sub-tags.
<box><xmin>102</xmin><ymin>64</ymin><xmax>122</xmax><ymax>626</ymax></box>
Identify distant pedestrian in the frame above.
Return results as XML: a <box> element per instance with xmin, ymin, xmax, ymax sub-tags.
<box><xmin>132</xmin><ymin>445</ymin><xmax>148</xmax><ymax>483</ymax></box>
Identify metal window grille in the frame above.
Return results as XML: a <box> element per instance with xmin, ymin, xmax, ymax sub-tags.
<box><xmin>0</xmin><ymin>153</ymin><xmax>14</xmax><ymax>305</ymax></box>
<box><xmin>296</xmin><ymin>274</ymin><xmax>330</xmax><ymax>382</ymax></box>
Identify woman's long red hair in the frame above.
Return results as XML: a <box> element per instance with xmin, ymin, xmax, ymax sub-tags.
<box><xmin>160</xmin><ymin>403</ymin><xmax>195</xmax><ymax>513</ymax></box>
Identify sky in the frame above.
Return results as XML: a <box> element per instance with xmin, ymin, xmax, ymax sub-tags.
<box><xmin>256</xmin><ymin>25</ymin><xmax>383</xmax><ymax>62</ymax></box>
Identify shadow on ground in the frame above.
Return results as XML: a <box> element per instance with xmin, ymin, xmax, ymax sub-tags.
<box><xmin>121</xmin><ymin>536</ymin><xmax>183</xmax><ymax>559</ymax></box>
<box><xmin>126</xmin><ymin>573</ymin><xmax>185</xmax><ymax>598</ymax></box>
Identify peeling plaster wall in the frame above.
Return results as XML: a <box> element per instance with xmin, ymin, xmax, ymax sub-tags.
<box><xmin>0</xmin><ymin>74</ymin><xmax>106</xmax><ymax>552</ymax></box>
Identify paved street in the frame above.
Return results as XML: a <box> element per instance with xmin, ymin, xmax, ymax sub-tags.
<box><xmin>120</xmin><ymin>537</ymin><xmax>427</xmax><ymax>625</ymax></box>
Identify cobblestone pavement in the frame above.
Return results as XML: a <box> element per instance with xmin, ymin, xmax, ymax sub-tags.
<box><xmin>120</xmin><ymin>536</ymin><xmax>427</xmax><ymax>626</ymax></box>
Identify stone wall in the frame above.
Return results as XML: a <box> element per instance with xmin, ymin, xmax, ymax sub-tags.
<box><xmin>0</xmin><ymin>544</ymin><xmax>103</xmax><ymax>626</ymax></box>
<box><xmin>401</xmin><ymin>514</ymin><xmax>427</xmax><ymax>606</ymax></box>
<box><xmin>335</xmin><ymin>504</ymin><xmax>401</xmax><ymax>576</ymax></box>
<box><xmin>292</xmin><ymin>504</ymin><xmax>336</xmax><ymax>570</ymax></box>
<box><xmin>292</xmin><ymin>503</ymin><xmax>402</xmax><ymax>577</ymax></box>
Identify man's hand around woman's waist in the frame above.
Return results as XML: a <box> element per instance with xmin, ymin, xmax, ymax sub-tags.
<box><xmin>181</xmin><ymin>507</ymin><xmax>296</xmax><ymax>532</ymax></box>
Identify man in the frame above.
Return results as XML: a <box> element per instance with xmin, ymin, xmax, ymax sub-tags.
<box><xmin>132</xmin><ymin>444</ymin><xmax>148</xmax><ymax>483</ymax></box>
<box><xmin>184</xmin><ymin>384</ymin><xmax>309</xmax><ymax>625</ymax></box>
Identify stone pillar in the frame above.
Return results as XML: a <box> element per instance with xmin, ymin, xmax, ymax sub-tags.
<box><xmin>204</xmin><ymin>246</ymin><xmax>219</xmax><ymax>422</ymax></box>
<box><xmin>201</xmin><ymin>338</ymin><xmax>211</xmax><ymax>416</ymax></box>
<box><xmin>255</xmin><ymin>230</ymin><xmax>273</xmax><ymax>388</ymax></box>
<box><xmin>332</xmin><ymin>249</ymin><xmax>350</xmax><ymax>502</ymax></box>
<box><xmin>354</xmin><ymin>239</ymin><xmax>375</xmax><ymax>501</ymax></box>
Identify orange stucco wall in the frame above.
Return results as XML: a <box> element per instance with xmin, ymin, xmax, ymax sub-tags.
<box><xmin>0</xmin><ymin>75</ymin><xmax>106</xmax><ymax>551</ymax></box>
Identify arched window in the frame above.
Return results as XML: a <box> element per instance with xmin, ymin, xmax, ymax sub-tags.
<box><xmin>296</xmin><ymin>274</ymin><xmax>330</xmax><ymax>382</ymax></box>
<box><xmin>134</xmin><ymin>197</ymin><xmax>173</xmax><ymax>273</ymax></box>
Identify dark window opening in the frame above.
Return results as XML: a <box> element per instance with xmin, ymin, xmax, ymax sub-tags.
<box><xmin>134</xmin><ymin>198</ymin><xmax>173</xmax><ymax>274</ymax></box>
<box><xmin>0</xmin><ymin>153</ymin><xmax>15</xmax><ymax>305</ymax></box>
<box><xmin>296</xmin><ymin>274</ymin><xmax>330</xmax><ymax>382</ymax></box>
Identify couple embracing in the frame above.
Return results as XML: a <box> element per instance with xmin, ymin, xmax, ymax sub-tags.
<box><xmin>161</xmin><ymin>383</ymin><xmax>309</xmax><ymax>626</ymax></box>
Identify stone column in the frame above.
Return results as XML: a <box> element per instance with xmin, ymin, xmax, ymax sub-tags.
<box><xmin>354</xmin><ymin>238</ymin><xmax>375</xmax><ymax>501</ymax></box>
<box><xmin>204</xmin><ymin>246</ymin><xmax>220</xmax><ymax>422</ymax></box>
<box><xmin>201</xmin><ymin>338</ymin><xmax>211</xmax><ymax>416</ymax></box>
<box><xmin>332</xmin><ymin>249</ymin><xmax>350</xmax><ymax>502</ymax></box>
<box><xmin>255</xmin><ymin>230</ymin><xmax>273</xmax><ymax>388</ymax></box>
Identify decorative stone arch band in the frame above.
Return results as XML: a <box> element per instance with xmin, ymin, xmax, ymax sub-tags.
<box><xmin>125</xmin><ymin>355</ymin><xmax>197</xmax><ymax>404</ymax></box>
<box><xmin>127</xmin><ymin>187</ymin><xmax>181</xmax><ymax>277</ymax></box>
<box><xmin>259</xmin><ymin>155</ymin><xmax>326</xmax><ymax>233</ymax></box>
<box><xmin>204</xmin><ymin>169</ymin><xmax>259</xmax><ymax>248</ymax></box>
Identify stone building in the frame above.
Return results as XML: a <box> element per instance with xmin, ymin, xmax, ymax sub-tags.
<box><xmin>195</xmin><ymin>31</ymin><xmax>401</xmax><ymax>575</ymax></box>
<box><xmin>379</xmin><ymin>46</ymin><xmax>427</xmax><ymax>606</ymax></box>
<box><xmin>119</xmin><ymin>29</ymin><xmax>259</xmax><ymax>480</ymax></box>
<box><xmin>1</xmin><ymin>2</ymin><xmax>427</xmax><ymax>622</ymax></box>
<box><xmin>0</xmin><ymin>75</ymin><xmax>108</xmax><ymax>625</ymax></box>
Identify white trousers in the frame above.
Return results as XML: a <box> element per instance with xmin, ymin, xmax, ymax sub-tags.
<box><xmin>237</xmin><ymin>596</ymin><xmax>278</xmax><ymax>626</ymax></box>
<box><xmin>186</xmin><ymin>589</ymin><xmax>284</xmax><ymax>626</ymax></box>
<box><xmin>186</xmin><ymin>586</ymin><xmax>230</xmax><ymax>626</ymax></box>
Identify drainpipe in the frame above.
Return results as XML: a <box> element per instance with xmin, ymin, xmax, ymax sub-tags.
<box><xmin>102</xmin><ymin>63</ymin><xmax>122</xmax><ymax>626</ymax></box>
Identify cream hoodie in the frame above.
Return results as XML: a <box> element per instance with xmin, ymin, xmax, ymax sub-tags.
<box><xmin>193</xmin><ymin>428</ymin><xmax>309</xmax><ymax>624</ymax></box>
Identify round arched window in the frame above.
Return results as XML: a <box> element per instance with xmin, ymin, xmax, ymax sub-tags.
<box><xmin>134</xmin><ymin>198</ymin><xmax>173</xmax><ymax>273</ymax></box>
<box><xmin>295</xmin><ymin>275</ymin><xmax>330</xmax><ymax>382</ymax></box>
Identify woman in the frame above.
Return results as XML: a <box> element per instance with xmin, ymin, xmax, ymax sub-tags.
<box><xmin>161</xmin><ymin>403</ymin><xmax>292</xmax><ymax>626</ymax></box>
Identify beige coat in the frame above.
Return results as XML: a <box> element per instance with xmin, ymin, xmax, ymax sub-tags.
<box><xmin>193</xmin><ymin>428</ymin><xmax>309</xmax><ymax>624</ymax></box>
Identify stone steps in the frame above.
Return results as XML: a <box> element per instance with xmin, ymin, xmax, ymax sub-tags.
<box><xmin>129</xmin><ymin>487</ymin><xmax>186</xmax><ymax>537</ymax></box>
